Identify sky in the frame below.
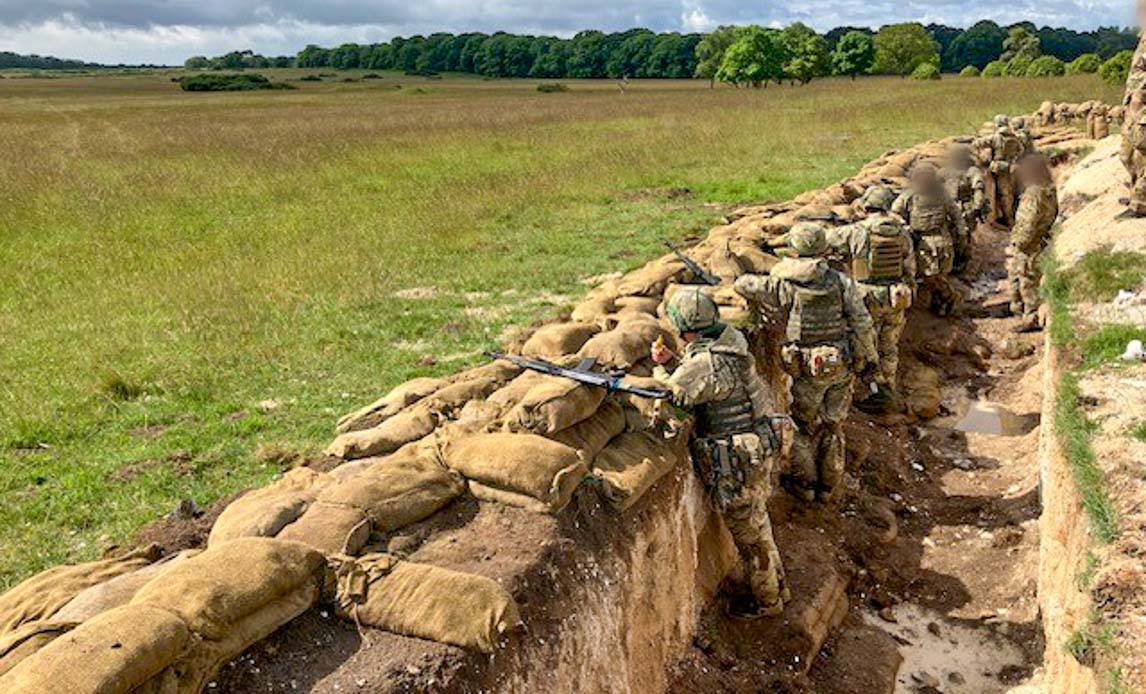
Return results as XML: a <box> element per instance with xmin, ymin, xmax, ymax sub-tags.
<box><xmin>0</xmin><ymin>1</ymin><xmax>1137</xmax><ymax>65</ymax></box>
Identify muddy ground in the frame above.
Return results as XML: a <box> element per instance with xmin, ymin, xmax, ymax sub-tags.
<box><xmin>669</xmin><ymin>224</ymin><xmax>1050</xmax><ymax>693</ymax></box>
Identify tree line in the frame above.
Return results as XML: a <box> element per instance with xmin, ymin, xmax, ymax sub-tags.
<box><xmin>0</xmin><ymin>52</ymin><xmax>97</xmax><ymax>70</ymax></box>
<box><xmin>183</xmin><ymin>21</ymin><xmax>1137</xmax><ymax>83</ymax></box>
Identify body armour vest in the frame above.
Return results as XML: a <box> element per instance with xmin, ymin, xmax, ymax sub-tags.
<box><xmin>852</xmin><ymin>220</ymin><xmax>906</xmax><ymax>283</ymax></box>
<box><xmin>787</xmin><ymin>276</ymin><xmax>847</xmax><ymax>346</ymax></box>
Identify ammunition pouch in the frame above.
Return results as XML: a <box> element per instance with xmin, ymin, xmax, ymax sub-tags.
<box><xmin>781</xmin><ymin>342</ymin><xmax>847</xmax><ymax>379</ymax></box>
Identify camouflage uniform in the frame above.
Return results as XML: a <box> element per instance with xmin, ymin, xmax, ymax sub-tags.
<box><xmin>893</xmin><ymin>168</ymin><xmax>964</xmax><ymax>314</ymax></box>
<box><xmin>828</xmin><ymin>187</ymin><xmax>916</xmax><ymax>393</ymax></box>
<box><xmin>1123</xmin><ymin>32</ymin><xmax>1146</xmax><ymax>215</ymax></box>
<box><xmin>976</xmin><ymin>117</ymin><xmax>1025</xmax><ymax>227</ymax></box>
<box><xmin>655</xmin><ymin>289</ymin><xmax>789</xmax><ymax>612</ymax></box>
<box><xmin>734</xmin><ymin>224</ymin><xmax>877</xmax><ymax>503</ymax></box>
<box><xmin>941</xmin><ymin>148</ymin><xmax>988</xmax><ymax>272</ymax></box>
<box><xmin>1008</xmin><ymin>183</ymin><xmax>1059</xmax><ymax>328</ymax></box>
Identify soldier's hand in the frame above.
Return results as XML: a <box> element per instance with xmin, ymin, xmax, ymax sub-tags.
<box><xmin>651</xmin><ymin>340</ymin><xmax>675</xmax><ymax>365</ymax></box>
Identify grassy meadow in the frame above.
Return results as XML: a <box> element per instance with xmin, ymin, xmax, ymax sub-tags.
<box><xmin>0</xmin><ymin>69</ymin><xmax>1121</xmax><ymax>586</ymax></box>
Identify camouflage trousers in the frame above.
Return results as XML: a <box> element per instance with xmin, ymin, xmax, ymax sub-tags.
<box><xmin>789</xmin><ymin>368</ymin><xmax>853</xmax><ymax>500</ymax></box>
<box><xmin>695</xmin><ymin>432</ymin><xmax>787</xmax><ymax>606</ymax></box>
<box><xmin>861</xmin><ymin>286</ymin><xmax>909</xmax><ymax>391</ymax></box>
<box><xmin>987</xmin><ymin>171</ymin><xmax>1017</xmax><ymax>227</ymax></box>
<box><xmin>1120</xmin><ymin>138</ymin><xmax>1146</xmax><ymax>215</ymax></box>
<box><xmin>1008</xmin><ymin>247</ymin><xmax>1043</xmax><ymax>322</ymax></box>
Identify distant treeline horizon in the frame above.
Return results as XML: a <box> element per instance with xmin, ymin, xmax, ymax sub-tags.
<box><xmin>2</xmin><ymin>20</ymin><xmax>1139</xmax><ymax>77</ymax></box>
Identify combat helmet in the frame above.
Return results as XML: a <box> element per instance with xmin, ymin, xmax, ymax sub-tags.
<box><xmin>859</xmin><ymin>185</ymin><xmax>897</xmax><ymax>212</ymax></box>
<box><xmin>787</xmin><ymin>222</ymin><xmax>828</xmax><ymax>258</ymax></box>
<box><xmin>1012</xmin><ymin>116</ymin><xmax>1027</xmax><ymax>130</ymax></box>
<box><xmin>666</xmin><ymin>287</ymin><xmax>719</xmax><ymax>333</ymax></box>
<box><xmin>994</xmin><ymin>114</ymin><xmax>1010</xmax><ymax>129</ymax></box>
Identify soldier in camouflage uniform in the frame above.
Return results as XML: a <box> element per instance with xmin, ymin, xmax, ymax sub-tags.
<box><xmin>1012</xmin><ymin>117</ymin><xmax>1035</xmax><ymax>153</ymax></box>
<box><xmin>734</xmin><ymin>224</ymin><xmax>877</xmax><ymax>504</ymax></box>
<box><xmin>1123</xmin><ymin>6</ymin><xmax>1146</xmax><ymax>216</ymax></box>
<box><xmin>893</xmin><ymin>163</ymin><xmax>964</xmax><ymax>315</ymax></box>
<box><xmin>827</xmin><ymin>186</ymin><xmax>916</xmax><ymax>404</ymax></box>
<box><xmin>976</xmin><ymin>115</ymin><xmax>1025</xmax><ymax>227</ymax></box>
<box><xmin>1008</xmin><ymin>156</ymin><xmax>1059</xmax><ymax>332</ymax></box>
<box><xmin>941</xmin><ymin>145</ymin><xmax>988</xmax><ymax>273</ymax></box>
<box><xmin>652</xmin><ymin>288</ymin><xmax>790</xmax><ymax>617</ymax></box>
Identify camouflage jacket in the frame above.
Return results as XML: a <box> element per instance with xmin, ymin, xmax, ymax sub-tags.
<box><xmin>652</xmin><ymin>325</ymin><xmax>770</xmax><ymax>416</ymax></box>
<box><xmin>941</xmin><ymin>166</ymin><xmax>987</xmax><ymax>215</ymax></box>
<box><xmin>891</xmin><ymin>189</ymin><xmax>965</xmax><ymax>241</ymax></box>
<box><xmin>734</xmin><ymin>258</ymin><xmax>877</xmax><ymax>364</ymax></box>
<box><xmin>1011</xmin><ymin>185</ymin><xmax>1059</xmax><ymax>255</ymax></box>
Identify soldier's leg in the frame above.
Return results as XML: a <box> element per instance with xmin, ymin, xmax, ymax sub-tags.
<box><xmin>815</xmin><ymin>371</ymin><xmax>854</xmax><ymax>499</ymax></box>
<box><xmin>1019</xmin><ymin>251</ymin><xmax>1043</xmax><ymax>321</ymax></box>
<box><xmin>985</xmin><ymin>173</ymin><xmax>1000</xmax><ymax>225</ymax></box>
<box><xmin>788</xmin><ymin>376</ymin><xmax>828</xmax><ymax>500</ymax></box>
<box><xmin>1001</xmin><ymin>176</ymin><xmax>1017</xmax><ymax>227</ymax></box>
<box><xmin>721</xmin><ymin>440</ymin><xmax>786</xmax><ymax>610</ymax></box>
<box><xmin>1007</xmin><ymin>251</ymin><xmax>1023</xmax><ymax>315</ymax></box>
<box><xmin>1131</xmin><ymin>165</ymin><xmax>1146</xmax><ymax>216</ymax></box>
<box><xmin>880</xmin><ymin>308</ymin><xmax>908</xmax><ymax>391</ymax></box>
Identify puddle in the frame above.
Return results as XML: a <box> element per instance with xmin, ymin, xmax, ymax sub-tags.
<box><xmin>864</xmin><ymin>604</ymin><xmax>1029</xmax><ymax>693</ymax></box>
<box><xmin>954</xmin><ymin>401</ymin><xmax>1039</xmax><ymax>437</ymax></box>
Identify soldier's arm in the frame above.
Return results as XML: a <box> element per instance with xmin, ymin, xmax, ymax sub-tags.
<box><xmin>733</xmin><ymin>274</ymin><xmax>783</xmax><ymax>309</ymax></box>
<box><xmin>653</xmin><ymin>356</ymin><xmax>719</xmax><ymax>409</ymax></box>
<box><xmin>901</xmin><ymin>232</ymin><xmax>918</xmax><ymax>288</ymax></box>
<box><xmin>970</xmin><ymin>170</ymin><xmax>987</xmax><ymax>210</ymax></box>
<box><xmin>841</xmin><ymin>276</ymin><xmax>878</xmax><ymax>364</ymax></box>
<box><xmin>824</xmin><ymin>225</ymin><xmax>855</xmax><ymax>257</ymax></box>
<box><xmin>948</xmin><ymin>199</ymin><xmax>967</xmax><ymax>238</ymax></box>
<box><xmin>891</xmin><ymin>193</ymin><xmax>910</xmax><ymax>220</ymax></box>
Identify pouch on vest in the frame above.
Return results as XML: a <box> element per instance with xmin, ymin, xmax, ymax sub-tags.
<box><xmin>889</xmin><ymin>283</ymin><xmax>914</xmax><ymax>310</ymax></box>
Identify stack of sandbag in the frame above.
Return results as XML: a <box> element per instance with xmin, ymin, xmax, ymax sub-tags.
<box><xmin>208</xmin><ymin>467</ymin><xmax>333</xmax><ymax>546</ymax></box>
<box><xmin>329</xmin><ymin>553</ymin><xmax>519</xmax><ymax>653</ymax></box>
<box><xmin>577</xmin><ymin>313</ymin><xmax>676</xmax><ymax>369</ymax></box>
<box><xmin>0</xmin><ymin>538</ymin><xmax>326</xmax><ymax>693</ymax></box>
<box><xmin>326</xmin><ymin>361</ymin><xmax>521</xmax><ymax>460</ymax></box>
<box><xmin>278</xmin><ymin>439</ymin><xmax>465</xmax><ymax>555</ymax></box>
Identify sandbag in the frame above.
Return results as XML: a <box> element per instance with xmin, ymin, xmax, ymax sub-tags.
<box><xmin>614</xmin><ymin>258</ymin><xmax>683</xmax><ymax>297</ymax></box>
<box><xmin>0</xmin><ymin>621</ymin><xmax>75</xmax><ymax>678</ymax></box>
<box><xmin>53</xmin><ymin>551</ymin><xmax>200</xmax><ymax>624</ymax></box>
<box><xmin>421</xmin><ymin>377</ymin><xmax>500</xmax><ymax>415</ymax></box>
<box><xmin>592</xmin><ymin>431</ymin><xmax>681</xmax><ymax>511</ymax></box>
<box><xmin>708</xmin><ymin>242</ymin><xmax>746</xmax><ymax>280</ymax></box>
<box><xmin>208</xmin><ymin>467</ymin><xmax>332</xmax><ymax>546</ymax></box>
<box><xmin>317</xmin><ymin>450</ymin><xmax>464</xmax><ymax>534</ymax></box>
<box><xmin>324</xmin><ymin>404</ymin><xmax>439</xmax><ymax>460</ymax></box>
<box><xmin>336</xmin><ymin>377</ymin><xmax>447</xmax><ymax>433</ymax></box>
<box><xmin>615</xmin><ymin>375</ymin><xmax>667</xmax><ymax>432</ymax></box>
<box><xmin>131</xmin><ymin>538</ymin><xmax>325</xmax><ymax>642</ymax></box>
<box><xmin>277</xmin><ymin>503</ymin><xmax>371</xmax><ymax>555</ymax></box>
<box><xmin>487</xmin><ymin>370</ymin><xmax>550</xmax><ymax>409</ymax></box>
<box><xmin>570</xmin><ymin>296</ymin><xmax>616</xmax><ymax>324</ymax></box>
<box><xmin>613</xmin><ymin>296</ymin><xmax>661</xmax><ymax>316</ymax></box>
<box><xmin>521</xmin><ymin>322</ymin><xmax>600</xmax><ymax>358</ymax></box>
<box><xmin>578</xmin><ymin>315</ymin><xmax>675</xmax><ymax>369</ymax></box>
<box><xmin>728</xmin><ymin>241</ymin><xmax>779</xmax><ymax>275</ymax></box>
<box><xmin>504</xmin><ymin>377</ymin><xmax>606</xmax><ymax>435</ymax></box>
<box><xmin>0</xmin><ymin>604</ymin><xmax>190</xmax><ymax>693</ymax></box>
<box><xmin>547</xmin><ymin>399</ymin><xmax>626</xmax><ymax>462</ymax></box>
<box><xmin>332</xmin><ymin>554</ymin><xmax>518</xmax><ymax>653</ymax></box>
<box><xmin>444</xmin><ymin>433</ymin><xmax>587</xmax><ymax>513</ymax></box>
<box><xmin>454</xmin><ymin>359</ymin><xmax>522</xmax><ymax>385</ymax></box>
<box><xmin>0</xmin><ymin>545</ymin><xmax>160</xmax><ymax>637</ymax></box>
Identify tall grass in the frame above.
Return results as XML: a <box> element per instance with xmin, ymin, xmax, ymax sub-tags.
<box><xmin>0</xmin><ymin>72</ymin><xmax>1121</xmax><ymax>586</ymax></box>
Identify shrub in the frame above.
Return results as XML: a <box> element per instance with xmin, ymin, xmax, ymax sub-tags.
<box><xmin>1100</xmin><ymin>51</ymin><xmax>1134</xmax><ymax>87</ymax></box>
<box><xmin>362</xmin><ymin>73</ymin><xmax>383</xmax><ymax>80</ymax></box>
<box><xmin>178</xmin><ymin>73</ymin><xmax>294</xmax><ymax>92</ymax></box>
<box><xmin>298</xmin><ymin>75</ymin><xmax>322</xmax><ymax>82</ymax></box>
<box><xmin>1067</xmin><ymin>53</ymin><xmax>1103</xmax><ymax>75</ymax></box>
<box><xmin>1027</xmin><ymin>56</ymin><xmax>1066</xmax><ymax>78</ymax></box>
<box><xmin>982</xmin><ymin>61</ymin><xmax>1006</xmax><ymax>78</ymax></box>
<box><xmin>536</xmin><ymin>82</ymin><xmax>570</xmax><ymax>93</ymax></box>
<box><xmin>1004</xmin><ymin>55</ymin><xmax>1033</xmax><ymax>77</ymax></box>
<box><xmin>959</xmin><ymin>65</ymin><xmax>981</xmax><ymax>77</ymax></box>
<box><xmin>911</xmin><ymin>62</ymin><xmax>940</xmax><ymax>80</ymax></box>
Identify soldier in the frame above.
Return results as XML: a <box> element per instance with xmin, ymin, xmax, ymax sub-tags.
<box><xmin>827</xmin><ymin>186</ymin><xmax>915</xmax><ymax>407</ymax></box>
<box><xmin>976</xmin><ymin>115</ymin><xmax>1025</xmax><ymax>227</ymax></box>
<box><xmin>734</xmin><ymin>223</ymin><xmax>877</xmax><ymax>505</ymax></box>
<box><xmin>652</xmin><ymin>288</ymin><xmax>790</xmax><ymax>617</ymax></box>
<box><xmin>1124</xmin><ymin>4</ymin><xmax>1146</xmax><ymax>216</ymax></box>
<box><xmin>893</xmin><ymin>163</ymin><xmax>964</xmax><ymax>315</ymax></box>
<box><xmin>1012</xmin><ymin>116</ymin><xmax>1035</xmax><ymax>153</ymax></box>
<box><xmin>941</xmin><ymin>145</ymin><xmax>988</xmax><ymax>273</ymax></box>
<box><xmin>1008</xmin><ymin>156</ymin><xmax>1059</xmax><ymax>332</ymax></box>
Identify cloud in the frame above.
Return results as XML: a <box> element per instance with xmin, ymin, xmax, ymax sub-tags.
<box><xmin>0</xmin><ymin>1</ymin><xmax>1137</xmax><ymax>65</ymax></box>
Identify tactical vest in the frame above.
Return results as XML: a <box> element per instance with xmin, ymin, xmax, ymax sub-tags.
<box><xmin>999</xmin><ymin>134</ymin><xmax>1023</xmax><ymax>162</ymax></box>
<box><xmin>907</xmin><ymin>194</ymin><xmax>947</xmax><ymax>237</ymax></box>
<box><xmin>695</xmin><ymin>380</ymin><xmax>757</xmax><ymax>438</ymax></box>
<box><xmin>852</xmin><ymin>220</ymin><xmax>906</xmax><ymax>283</ymax></box>
<box><xmin>787</xmin><ymin>276</ymin><xmax>847</xmax><ymax>346</ymax></box>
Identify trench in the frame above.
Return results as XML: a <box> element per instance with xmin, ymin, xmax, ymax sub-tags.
<box><xmin>204</xmin><ymin>134</ymin><xmax>1092</xmax><ymax>693</ymax></box>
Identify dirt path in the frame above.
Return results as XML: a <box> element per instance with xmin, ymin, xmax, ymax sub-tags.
<box><xmin>671</xmin><ymin>224</ymin><xmax>1052</xmax><ymax>693</ymax></box>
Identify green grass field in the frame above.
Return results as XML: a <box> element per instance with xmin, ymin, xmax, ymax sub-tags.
<box><xmin>0</xmin><ymin>70</ymin><xmax>1121</xmax><ymax>587</ymax></box>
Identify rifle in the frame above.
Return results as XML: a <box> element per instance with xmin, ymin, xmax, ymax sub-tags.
<box><xmin>486</xmin><ymin>351</ymin><xmax>671</xmax><ymax>400</ymax></box>
<box><xmin>796</xmin><ymin>211</ymin><xmax>846</xmax><ymax>225</ymax></box>
<box><xmin>664</xmin><ymin>240</ymin><xmax>720</xmax><ymax>286</ymax></box>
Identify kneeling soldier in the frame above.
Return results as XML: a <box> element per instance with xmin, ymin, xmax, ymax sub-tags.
<box><xmin>652</xmin><ymin>288</ymin><xmax>790</xmax><ymax>617</ymax></box>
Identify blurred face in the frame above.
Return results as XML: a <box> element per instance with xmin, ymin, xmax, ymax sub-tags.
<box><xmin>911</xmin><ymin>170</ymin><xmax>938</xmax><ymax>192</ymax></box>
<box><xmin>1138</xmin><ymin>0</ymin><xmax>1146</xmax><ymax>31</ymax></box>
